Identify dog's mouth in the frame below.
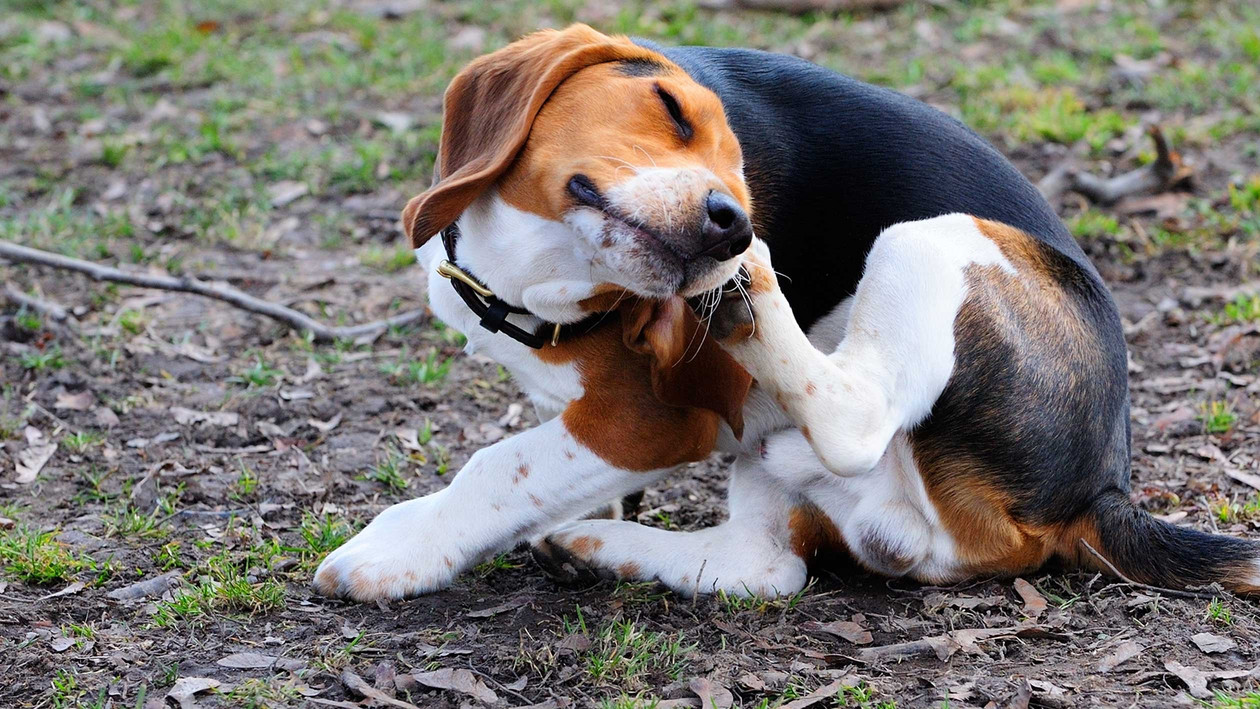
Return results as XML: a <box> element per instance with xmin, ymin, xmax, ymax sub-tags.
<box><xmin>568</xmin><ymin>203</ymin><xmax>740</xmax><ymax>300</ymax></box>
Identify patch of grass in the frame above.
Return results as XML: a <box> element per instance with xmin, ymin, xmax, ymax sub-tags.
<box><xmin>1211</xmin><ymin>690</ymin><xmax>1260</xmax><ymax>708</ymax></box>
<box><xmin>1199</xmin><ymin>400</ymin><xmax>1237</xmax><ymax>435</ymax></box>
<box><xmin>103</xmin><ymin>507</ymin><xmax>167</xmax><ymax>540</ymax></box>
<box><xmin>294</xmin><ymin>512</ymin><xmax>355</xmax><ymax>568</ymax></box>
<box><xmin>1219</xmin><ymin>293</ymin><xmax>1260</xmax><ymax>325</ymax></box>
<box><xmin>580</xmin><ymin>616</ymin><xmax>694</xmax><ymax>689</ymax></box>
<box><xmin>380</xmin><ymin>348</ymin><xmax>453</xmax><ymax>387</ymax></box>
<box><xmin>716</xmin><ymin>584</ymin><xmax>808</xmax><ymax>615</ymax></box>
<box><xmin>50</xmin><ymin>668</ymin><xmax>82</xmax><ymax>709</ymax></box>
<box><xmin>1212</xmin><ymin>496</ymin><xmax>1260</xmax><ymax>525</ymax></box>
<box><xmin>117</xmin><ymin>308</ymin><xmax>148</xmax><ymax>335</ymax></box>
<box><xmin>20</xmin><ymin>346</ymin><xmax>67</xmax><ymax>371</ymax></box>
<box><xmin>100</xmin><ymin>140</ymin><xmax>129</xmax><ymax>168</ymax></box>
<box><xmin>836</xmin><ymin>682</ymin><xmax>897</xmax><ymax>708</ymax></box>
<box><xmin>475</xmin><ymin>552</ymin><xmax>522</xmax><ymax>578</ymax></box>
<box><xmin>62</xmin><ymin>430</ymin><xmax>104</xmax><ymax>453</ymax></box>
<box><xmin>359</xmin><ymin>244</ymin><xmax>416</xmax><ymax>273</ymax></box>
<box><xmin>233</xmin><ymin>463</ymin><xmax>260</xmax><ymax>499</ymax></box>
<box><xmin>0</xmin><ymin>525</ymin><xmax>114</xmax><ymax>585</ymax></box>
<box><xmin>1206</xmin><ymin>597</ymin><xmax>1233</xmax><ymax>626</ymax></box>
<box><xmin>154</xmin><ymin>541</ymin><xmax>184</xmax><ymax>571</ymax></box>
<box><xmin>1038</xmin><ymin>578</ymin><xmax>1082</xmax><ymax>610</ymax></box>
<box><xmin>1068</xmin><ymin>210</ymin><xmax>1123</xmax><ymax>239</ymax></box>
<box><xmin>150</xmin><ymin>548</ymin><xmax>287</xmax><ymax>628</ymax></box>
<box><xmin>224</xmin><ymin>677</ymin><xmax>302</xmax><ymax>709</ymax></box>
<box><xmin>14</xmin><ymin>307</ymin><xmax>43</xmax><ymax>332</ymax></box>
<box><xmin>230</xmin><ymin>355</ymin><xmax>282</xmax><ymax>388</ymax></box>
<box><xmin>361</xmin><ymin>446</ymin><xmax>410</xmax><ymax>491</ymax></box>
<box><xmin>600</xmin><ymin>695</ymin><xmax>661</xmax><ymax>709</ymax></box>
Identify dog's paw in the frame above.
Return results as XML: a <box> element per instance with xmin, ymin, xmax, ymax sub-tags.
<box><xmin>710</xmin><ymin>238</ymin><xmax>786</xmax><ymax>345</ymax></box>
<box><xmin>312</xmin><ymin>495</ymin><xmax>463</xmax><ymax>601</ymax></box>
<box><xmin>530</xmin><ymin>536</ymin><xmax>616</xmax><ymax>586</ymax></box>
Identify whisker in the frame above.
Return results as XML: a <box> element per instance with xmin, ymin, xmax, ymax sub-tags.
<box><xmin>735</xmin><ymin>280</ymin><xmax>756</xmax><ymax>340</ymax></box>
<box><xmin>593</xmin><ymin>154</ymin><xmax>642</xmax><ymax>173</ymax></box>
<box><xmin>632</xmin><ymin>145</ymin><xmax>658</xmax><ymax>168</ymax></box>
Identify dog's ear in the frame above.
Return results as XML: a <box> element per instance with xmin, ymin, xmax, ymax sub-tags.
<box><xmin>621</xmin><ymin>297</ymin><xmax>752</xmax><ymax>439</ymax></box>
<box><xmin>401</xmin><ymin>24</ymin><xmax>660</xmax><ymax>248</ymax></box>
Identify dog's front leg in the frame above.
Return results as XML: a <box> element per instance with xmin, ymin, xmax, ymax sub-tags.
<box><xmin>313</xmin><ymin>417</ymin><xmax>665</xmax><ymax>601</ymax></box>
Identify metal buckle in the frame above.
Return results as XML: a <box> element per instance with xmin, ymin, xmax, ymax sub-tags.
<box><xmin>437</xmin><ymin>260</ymin><xmax>495</xmax><ymax>298</ymax></box>
<box><xmin>551</xmin><ymin>322</ymin><xmax>562</xmax><ymax>347</ymax></box>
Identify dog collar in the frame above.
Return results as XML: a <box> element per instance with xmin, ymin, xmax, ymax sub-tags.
<box><xmin>434</xmin><ymin>224</ymin><xmax>602</xmax><ymax>349</ymax></box>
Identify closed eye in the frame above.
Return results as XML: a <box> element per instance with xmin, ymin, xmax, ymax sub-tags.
<box><xmin>655</xmin><ymin>83</ymin><xmax>693</xmax><ymax>141</ymax></box>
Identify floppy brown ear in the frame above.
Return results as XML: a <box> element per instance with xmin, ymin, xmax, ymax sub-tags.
<box><xmin>622</xmin><ymin>297</ymin><xmax>753</xmax><ymax>439</ymax></box>
<box><xmin>402</xmin><ymin>24</ymin><xmax>663</xmax><ymax>248</ymax></box>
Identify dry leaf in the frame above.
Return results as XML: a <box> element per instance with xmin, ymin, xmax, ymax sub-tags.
<box><xmin>54</xmin><ymin>390</ymin><xmax>95</xmax><ymax>410</ymax></box>
<box><xmin>342</xmin><ymin>669</ymin><xmax>421</xmax><ymax>709</ymax></box>
<box><xmin>171</xmin><ymin>407</ymin><xmax>239</xmax><ymax>427</ymax></box>
<box><xmin>307</xmin><ymin>413</ymin><xmax>342</xmax><ymax>434</ymax></box>
<box><xmin>108</xmin><ymin>571</ymin><xmax>181</xmax><ymax>601</ymax></box>
<box><xmin>689</xmin><ymin>677</ymin><xmax>734</xmax><ymax>709</ymax></box>
<box><xmin>1013</xmin><ymin>578</ymin><xmax>1048</xmax><ymax>618</ymax></box>
<box><xmin>1164</xmin><ymin>660</ymin><xmax>1211</xmax><ymax>699</ymax></box>
<box><xmin>410</xmin><ymin>668</ymin><xmax>498</xmax><ymax>704</ymax></box>
<box><xmin>217</xmin><ymin>652</ymin><xmax>279</xmax><ymax>669</ymax></box>
<box><xmin>466</xmin><ymin>595</ymin><xmax>532</xmax><ymax>618</ymax></box>
<box><xmin>736</xmin><ymin>673</ymin><xmax>766</xmax><ymax>691</ymax></box>
<box><xmin>93</xmin><ymin>406</ymin><xmax>121</xmax><ymax>428</ymax></box>
<box><xmin>39</xmin><ymin>581</ymin><xmax>85</xmax><ymax>601</ymax></box>
<box><xmin>802</xmin><ymin>620</ymin><xmax>873</xmax><ymax>645</ymax></box>
<box><xmin>50</xmin><ymin>637</ymin><xmax>76</xmax><ymax>652</ymax></box>
<box><xmin>1097</xmin><ymin>640</ymin><xmax>1143</xmax><ymax>672</ymax></box>
<box><xmin>16</xmin><ymin>427</ymin><xmax>56</xmax><ymax>484</ymax></box>
<box><xmin>1224</xmin><ymin>468</ymin><xmax>1260</xmax><ymax>491</ymax></box>
<box><xmin>267</xmin><ymin>180</ymin><xmax>309</xmax><ymax>207</ymax></box>
<box><xmin>1191</xmin><ymin>632</ymin><xmax>1237</xmax><ymax>654</ymax></box>
<box><xmin>167</xmin><ymin>678</ymin><xmax>221</xmax><ymax>709</ymax></box>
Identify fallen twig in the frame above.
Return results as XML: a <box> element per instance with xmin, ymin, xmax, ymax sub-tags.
<box><xmin>0</xmin><ymin>241</ymin><xmax>425</xmax><ymax>343</ymax></box>
<box><xmin>1077</xmin><ymin>538</ymin><xmax>1218</xmax><ymax>600</ymax></box>
<box><xmin>854</xmin><ymin>622</ymin><xmax>1064</xmax><ymax>664</ymax></box>
<box><xmin>3</xmin><ymin>284</ymin><xmax>68</xmax><ymax>321</ymax></box>
<box><xmin>1044</xmin><ymin>126</ymin><xmax>1193</xmax><ymax>205</ymax></box>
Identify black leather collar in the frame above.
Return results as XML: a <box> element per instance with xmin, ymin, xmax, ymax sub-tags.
<box><xmin>437</xmin><ymin>223</ymin><xmax>605</xmax><ymax>349</ymax></box>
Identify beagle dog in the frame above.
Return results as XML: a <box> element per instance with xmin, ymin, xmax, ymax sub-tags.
<box><xmin>314</xmin><ymin>25</ymin><xmax>1260</xmax><ymax>601</ymax></box>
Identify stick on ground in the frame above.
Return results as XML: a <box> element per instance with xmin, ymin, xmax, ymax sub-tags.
<box><xmin>1</xmin><ymin>241</ymin><xmax>425</xmax><ymax>343</ymax></box>
<box><xmin>3</xmin><ymin>284</ymin><xmax>68</xmax><ymax>321</ymax></box>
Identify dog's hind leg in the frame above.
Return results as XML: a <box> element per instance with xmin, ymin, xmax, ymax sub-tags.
<box><xmin>718</xmin><ymin>214</ymin><xmax>1014</xmax><ymax>477</ymax></box>
<box><xmin>536</xmin><ymin>451</ymin><xmax>808</xmax><ymax>598</ymax></box>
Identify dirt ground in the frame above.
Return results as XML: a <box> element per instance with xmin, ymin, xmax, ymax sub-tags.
<box><xmin>3</xmin><ymin>1</ymin><xmax>1260</xmax><ymax>707</ymax></box>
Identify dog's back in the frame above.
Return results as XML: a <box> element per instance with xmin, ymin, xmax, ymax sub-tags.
<box><xmin>644</xmin><ymin>43</ymin><xmax>1096</xmax><ymax>322</ymax></box>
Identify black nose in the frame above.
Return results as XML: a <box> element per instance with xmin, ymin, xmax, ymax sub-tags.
<box><xmin>699</xmin><ymin>190</ymin><xmax>752</xmax><ymax>260</ymax></box>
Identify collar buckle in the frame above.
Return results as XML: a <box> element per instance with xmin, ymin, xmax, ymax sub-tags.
<box><xmin>437</xmin><ymin>259</ymin><xmax>495</xmax><ymax>298</ymax></box>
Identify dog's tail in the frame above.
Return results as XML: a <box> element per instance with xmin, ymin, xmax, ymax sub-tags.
<box><xmin>1079</xmin><ymin>488</ymin><xmax>1260</xmax><ymax>594</ymax></box>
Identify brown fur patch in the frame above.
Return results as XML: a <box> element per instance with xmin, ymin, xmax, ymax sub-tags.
<box><xmin>565</xmin><ymin>535</ymin><xmax>604</xmax><ymax>560</ymax></box>
<box><xmin>788</xmin><ymin>503</ymin><xmax>845</xmax><ymax>566</ymax></box>
<box><xmin>617</xmin><ymin>562</ymin><xmax>642</xmax><ymax>578</ymax></box>
<box><xmin>538</xmin><ymin>297</ymin><xmax>751</xmax><ymax>471</ymax></box>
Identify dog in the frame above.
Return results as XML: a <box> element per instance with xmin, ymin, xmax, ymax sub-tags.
<box><xmin>313</xmin><ymin>24</ymin><xmax>1260</xmax><ymax>601</ymax></box>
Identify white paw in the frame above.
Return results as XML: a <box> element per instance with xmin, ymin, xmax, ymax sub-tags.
<box><xmin>312</xmin><ymin>493</ymin><xmax>464</xmax><ymax>601</ymax></box>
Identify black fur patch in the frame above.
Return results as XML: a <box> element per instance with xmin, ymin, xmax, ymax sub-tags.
<box><xmin>615</xmin><ymin>58</ymin><xmax>667</xmax><ymax>77</ymax></box>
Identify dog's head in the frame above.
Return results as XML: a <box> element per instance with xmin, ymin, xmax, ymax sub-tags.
<box><xmin>403</xmin><ymin>24</ymin><xmax>751</xmax><ymax>306</ymax></box>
